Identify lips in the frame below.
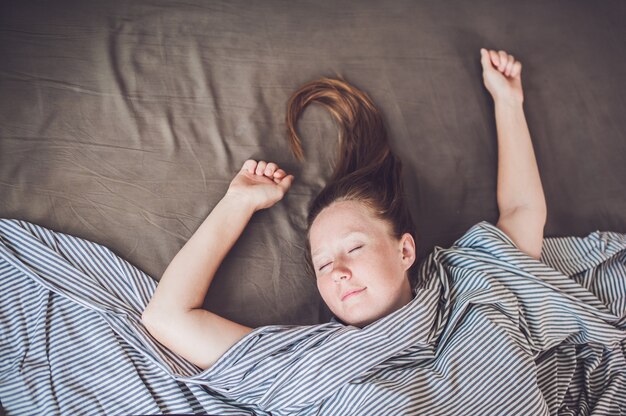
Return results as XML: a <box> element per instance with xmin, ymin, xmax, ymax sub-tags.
<box><xmin>341</xmin><ymin>287</ymin><xmax>366</xmax><ymax>301</ymax></box>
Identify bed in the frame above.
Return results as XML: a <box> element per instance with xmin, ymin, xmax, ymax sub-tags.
<box><xmin>1</xmin><ymin>0</ymin><xmax>625</xmax><ymax>414</ymax></box>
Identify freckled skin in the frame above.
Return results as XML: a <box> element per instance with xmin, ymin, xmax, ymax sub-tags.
<box><xmin>309</xmin><ymin>200</ymin><xmax>416</xmax><ymax>328</ymax></box>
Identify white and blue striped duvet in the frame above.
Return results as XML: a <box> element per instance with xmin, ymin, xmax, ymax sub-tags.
<box><xmin>1</xmin><ymin>218</ymin><xmax>624</xmax><ymax>415</ymax></box>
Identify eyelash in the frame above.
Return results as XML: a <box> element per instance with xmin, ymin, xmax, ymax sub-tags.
<box><xmin>318</xmin><ymin>245</ymin><xmax>363</xmax><ymax>272</ymax></box>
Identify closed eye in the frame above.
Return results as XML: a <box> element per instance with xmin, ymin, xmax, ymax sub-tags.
<box><xmin>318</xmin><ymin>246</ymin><xmax>363</xmax><ymax>272</ymax></box>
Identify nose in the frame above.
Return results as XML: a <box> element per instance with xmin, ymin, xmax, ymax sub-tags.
<box><xmin>331</xmin><ymin>263</ymin><xmax>351</xmax><ymax>283</ymax></box>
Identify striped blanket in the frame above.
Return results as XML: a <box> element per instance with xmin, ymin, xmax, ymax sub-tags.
<box><xmin>1</xmin><ymin>218</ymin><xmax>625</xmax><ymax>415</ymax></box>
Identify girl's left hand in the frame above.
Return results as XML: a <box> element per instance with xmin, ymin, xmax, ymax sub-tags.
<box><xmin>480</xmin><ymin>48</ymin><xmax>524</xmax><ymax>104</ymax></box>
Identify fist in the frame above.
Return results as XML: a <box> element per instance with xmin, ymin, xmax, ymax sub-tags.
<box><xmin>480</xmin><ymin>48</ymin><xmax>524</xmax><ymax>104</ymax></box>
<box><xmin>226</xmin><ymin>159</ymin><xmax>295</xmax><ymax>211</ymax></box>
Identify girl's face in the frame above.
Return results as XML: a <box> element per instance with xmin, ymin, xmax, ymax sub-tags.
<box><xmin>309</xmin><ymin>200</ymin><xmax>416</xmax><ymax>328</ymax></box>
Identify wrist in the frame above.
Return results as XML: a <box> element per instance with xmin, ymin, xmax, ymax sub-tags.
<box><xmin>494</xmin><ymin>94</ymin><xmax>524</xmax><ymax>108</ymax></box>
<box><xmin>223</xmin><ymin>190</ymin><xmax>258</xmax><ymax>214</ymax></box>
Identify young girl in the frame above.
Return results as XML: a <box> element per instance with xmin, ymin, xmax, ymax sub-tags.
<box><xmin>142</xmin><ymin>47</ymin><xmax>546</xmax><ymax>370</ymax></box>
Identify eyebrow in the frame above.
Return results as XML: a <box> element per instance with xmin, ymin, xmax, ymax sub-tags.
<box><xmin>311</xmin><ymin>231</ymin><xmax>367</xmax><ymax>259</ymax></box>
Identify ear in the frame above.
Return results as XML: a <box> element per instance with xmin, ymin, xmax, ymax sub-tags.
<box><xmin>398</xmin><ymin>233</ymin><xmax>416</xmax><ymax>270</ymax></box>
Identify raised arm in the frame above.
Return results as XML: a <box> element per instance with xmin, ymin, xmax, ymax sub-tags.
<box><xmin>480</xmin><ymin>48</ymin><xmax>547</xmax><ymax>259</ymax></box>
<box><xmin>142</xmin><ymin>160</ymin><xmax>294</xmax><ymax>369</ymax></box>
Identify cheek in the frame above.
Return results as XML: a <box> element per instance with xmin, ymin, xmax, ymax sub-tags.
<box><xmin>364</xmin><ymin>251</ymin><xmax>402</xmax><ymax>285</ymax></box>
<box><xmin>317</xmin><ymin>279</ymin><xmax>334</xmax><ymax>302</ymax></box>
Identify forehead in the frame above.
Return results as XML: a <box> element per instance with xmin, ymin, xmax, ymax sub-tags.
<box><xmin>311</xmin><ymin>229</ymin><xmax>368</xmax><ymax>257</ymax></box>
<box><xmin>309</xmin><ymin>200</ymin><xmax>390</xmax><ymax>254</ymax></box>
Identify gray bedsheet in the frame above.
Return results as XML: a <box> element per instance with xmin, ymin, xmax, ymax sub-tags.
<box><xmin>1</xmin><ymin>0</ymin><xmax>625</xmax><ymax>328</ymax></box>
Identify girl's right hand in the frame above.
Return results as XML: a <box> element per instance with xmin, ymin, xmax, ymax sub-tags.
<box><xmin>225</xmin><ymin>159</ymin><xmax>295</xmax><ymax>212</ymax></box>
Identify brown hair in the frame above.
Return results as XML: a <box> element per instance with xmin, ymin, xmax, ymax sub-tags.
<box><xmin>285</xmin><ymin>76</ymin><xmax>420</xmax><ymax>288</ymax></box>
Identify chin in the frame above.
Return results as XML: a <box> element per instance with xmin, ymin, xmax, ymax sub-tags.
<box><xmin>332</xmin><ymin>302</ymin><xmax>379</xmax><ymax>327</ymax></box>
<box><xmin>343</xmin><ymin>312</ymin><xmax>377</xmax><ymax>329</ymax></box>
